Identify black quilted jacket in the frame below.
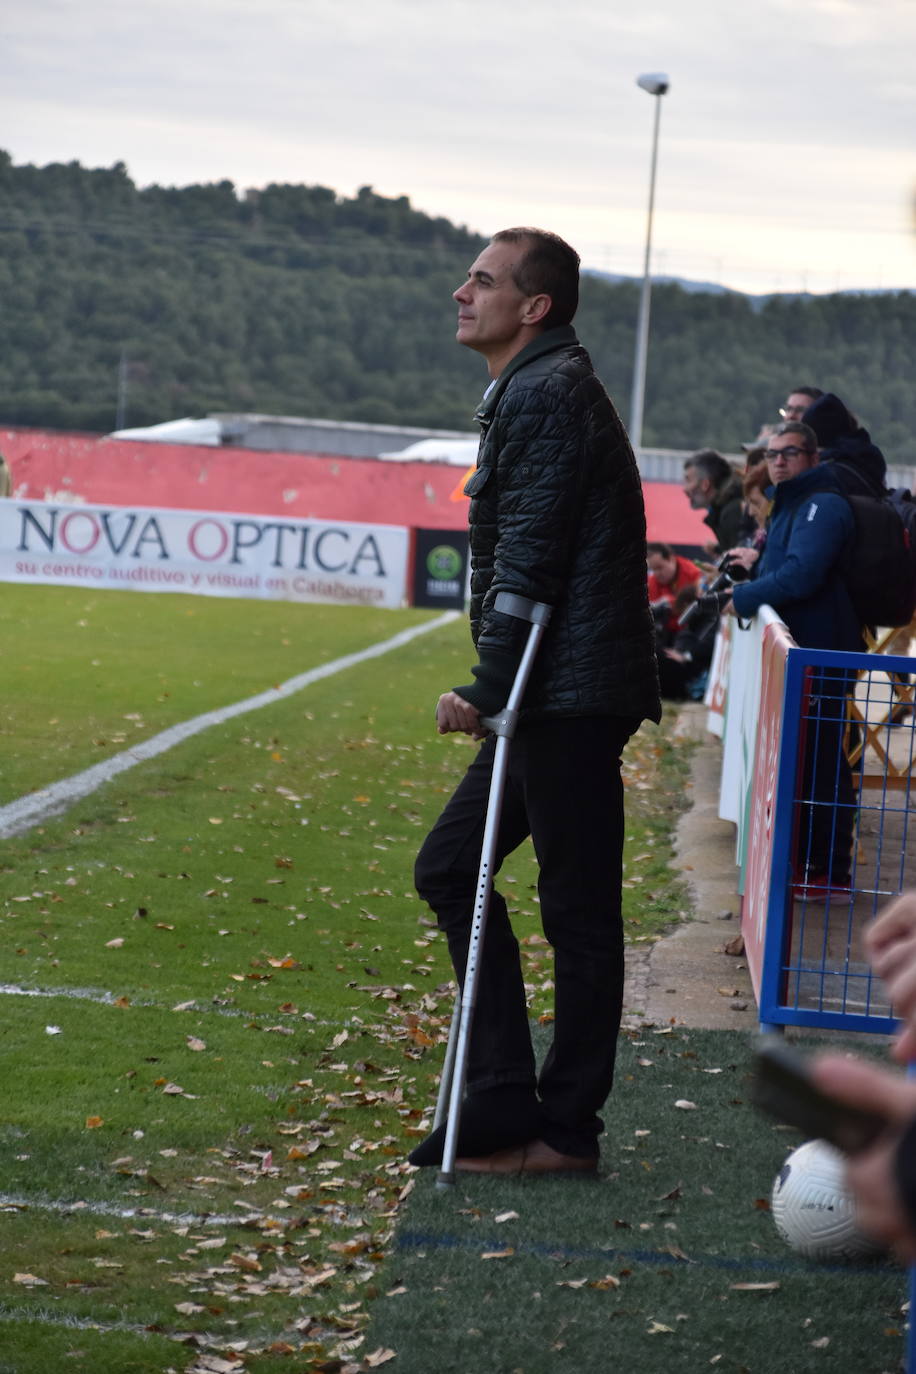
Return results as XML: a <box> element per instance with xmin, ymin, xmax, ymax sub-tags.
<box><xmin>453</xmin><ymin>326</ymin><xmax>661</xmax><ymax>723</ymax></box>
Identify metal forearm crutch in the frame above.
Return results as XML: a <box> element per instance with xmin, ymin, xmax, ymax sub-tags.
<box><xmin>435</xmin><ymin>591</ymin><xmax>552</xmax><ymax>1189</ymax></box>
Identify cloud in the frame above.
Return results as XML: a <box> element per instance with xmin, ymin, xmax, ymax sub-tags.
<box><xmin>3</xmin><ymin>0</ymin><xmax>914</xmax><ymax>291</ymax></box>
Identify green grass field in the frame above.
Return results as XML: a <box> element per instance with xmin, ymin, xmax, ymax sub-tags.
<box><xmin>368</xmin><ymin>1028</ymin><xmax>905</xmax><ymax>1374</ymax></box>
<box><xmin>0</xmin><ymin>585</ymin><xmax>693</xmax><ymax>1373</ymax></box>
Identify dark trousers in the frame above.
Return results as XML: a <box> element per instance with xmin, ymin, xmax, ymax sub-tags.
<box><xmin>414</xmin><ymin>715</ymin><xmax>637</xmax><ymax>1156</ymax></box>
<box><xmin>657</xmin><ymin>650</ymin><xmax>693</xmax><ymax>700</ymax></box>
<box><xmin>798</xmin><ymin>671</ymin><xmax>856</xmax><ymax>880</ymax></box>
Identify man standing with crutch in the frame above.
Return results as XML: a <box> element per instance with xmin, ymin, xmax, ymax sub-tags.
<box><xmin>410</xmin><ymin>228</ymin><xmax>661</xmax><ymax>1176</ymax></box>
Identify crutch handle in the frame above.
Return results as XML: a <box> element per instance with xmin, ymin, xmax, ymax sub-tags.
<box><xmin>479</xmin><ymin>595</ymin><xmax>552</xmax><ymax>739</ymax></box>
<box><xmin>479</xmin><ymin>706</ymin><xmax>519</xmax><ymax>737</ymax></box>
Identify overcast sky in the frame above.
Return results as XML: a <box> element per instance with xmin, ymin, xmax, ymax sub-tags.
<box><xmin>4</xmin><ymin>0</ymin><xmax>915</xmax><ymax>294</ymax></box>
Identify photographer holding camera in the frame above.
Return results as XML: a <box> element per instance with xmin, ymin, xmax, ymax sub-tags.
<box><xmin>646</xmin><ymin>543</ymin><xmax>707</xmax><ymax>699</ymax></box>
<box><xmin>646</xmin><ymin>543</ymin><xmax>702</xmax><ymax>618</ymax></box>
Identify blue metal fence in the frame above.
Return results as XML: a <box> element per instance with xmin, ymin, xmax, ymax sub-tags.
<box><xmin>758</xmin><ymin>645</ymin><xmax>916</xmax><ymax>1035</ymax></box>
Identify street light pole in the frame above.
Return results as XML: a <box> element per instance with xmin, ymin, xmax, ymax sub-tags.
<box><xmin>629</xmin><ymin>72</ymin><xmax>669</xmax><ymax>459</ymax></box>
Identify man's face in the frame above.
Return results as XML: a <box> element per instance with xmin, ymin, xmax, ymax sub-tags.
<box><xmin>682</xmin><ymin>465</ymin><xmax>711</xmax><ymax>510</ymax></box>
<box><xmin>781</xmin><ymin>392</ymin><xmax>814</xmax><ymax>422</ymax></box>
<box><xmin>765</xmin><ymin>432</ymin><xmax>817</xmax><ymax>485</ymax></box>
<box><xmin>647</xmin><ymin>552</ymin><xmax>677</xmax><ymax>586</ymax></box>
<box><xmin>453</xmin><ymin>240</ymin><xmax>534</xmax><ymax>364</ymax></box>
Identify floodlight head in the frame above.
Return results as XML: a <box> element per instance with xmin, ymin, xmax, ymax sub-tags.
<box><xmin>636</xmin><ymin>72</ymin><xmax>669</xmax><ymax>96</ymax></box>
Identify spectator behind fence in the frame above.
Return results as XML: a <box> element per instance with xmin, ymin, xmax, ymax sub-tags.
<box><xmin>0</xmin><ymin>451</ymin><xmax>10</xmax><ymax>497</ymax></box>
<box><xmin>724</xmin><ymin>460</ymin><xmax>771</xmax><ymax>578</ymax></box>
<box><xmin>813</xmin><ymin>891</ymin><xmax>916</xmax><ymax>1260</ymax></box>
<box><xmin>803</xmin><ymin>391</ymin><xmax>888</xmax><ymax>498</ymax></box>
<box><xmin>780</xmin><ymin>385</ymin><xmax>824</xmax><ymax>423</ymax></box>
<box><xmin>804</xmin><ymin>392</ymin><xmax>912</xmax><ymax>720</ymax></box>
<box><xmin>744</xmin><ymin>385</ymin><xmax>825</xmax><ymax>452</ymax></box>
<box><xmin>682</xmin><ymin>450</ymin><xmax>745</xmax><ymax>557</ymax></box>
<box><xmin>656</xmin><ymin>584</ymin><xmax>717</xmax><ymax>701</ymax></box>
<box><xmin>646</xmin><ymin>542</ymin><xmax>702</xmax><ymax>617</ymax></box>
<box><xmin>729</xmin><ymin>422</ymin><xmax>863</xmax><ymax>896</ymax></box>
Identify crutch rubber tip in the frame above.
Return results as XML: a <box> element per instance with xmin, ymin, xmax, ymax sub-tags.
<box><xmin>435</xmin><ymin>1171</ymin><xmax>456</xmax><ymax>1189</ymax></box>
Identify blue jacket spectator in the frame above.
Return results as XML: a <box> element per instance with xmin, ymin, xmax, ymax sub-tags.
<box><xmin>731</xmin><ymin>462</ymin><xmax>859</xmax><ymax>652</ymax></box>
<box><xmin>730</xmin><ymin>422</ymin><xmax>864</xmax><ymax>889</ymax></box>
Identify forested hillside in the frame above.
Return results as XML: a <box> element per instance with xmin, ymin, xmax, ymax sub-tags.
<box><xmin>1</xmin><ymin>152</ymin><xmax>913</xmax><ymax>460</ymax></box>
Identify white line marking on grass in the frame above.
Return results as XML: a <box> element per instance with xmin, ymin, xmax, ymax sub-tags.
<box><xmin>0</xmin><ymin>982</ymin><xmax>381</xmax><ymax>1031</ymax></box>
<box><xmin>0</xmin><ymin>983</ymin><xmax>125</xmax><ymax>1004</ymax></box>
<box><xmin>0</xmin><ymin>1193</ymin><xmax>242</xmax><ymax>1227</ymax></box>
<box><xmin>0</xmin><ymin>1302</ymin><xmax>297</xmax><ymax>1354</ymax></box>
<box><xmin>0</xmin><ymin>610</ymin><xmax>459</xmax><ymax>839</ymax></box>
<box><xmin>0</xmin><ymin>1308</ymin><xmax>163</xmax><ymax>1342</ymax></box>
<box><xmin>0</xmin><ymin>1304</ymin><xmax>318</xmax><ymax>1358</ymax></box>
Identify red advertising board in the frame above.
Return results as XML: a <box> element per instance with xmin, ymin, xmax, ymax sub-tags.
<box><xmin>741</xmin><ymin>620</ymin><xmax>795</xmax><ymax>999</ymax></box>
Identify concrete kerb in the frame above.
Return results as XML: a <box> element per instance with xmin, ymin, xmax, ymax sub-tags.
<box><xmin>623</xmin><ymin>702</ymin><xmax>756</xmax><ymax>1031</ymax></box>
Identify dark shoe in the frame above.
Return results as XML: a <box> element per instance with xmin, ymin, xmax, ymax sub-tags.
<box><xmin>455</xmin><ymin>1138</ymin><xmax>598</xmax><ymax>1176</ymax></box>
<box><xmin>408</xmin><ymin>1085</ymin><xmax>542</xmax><ymax>1167</ymax></box>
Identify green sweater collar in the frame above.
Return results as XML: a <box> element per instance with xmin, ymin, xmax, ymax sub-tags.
<box><xmin>474</xmin><ymin>325</ymin><xmax>579</xmax><ymax>423</ymax></box>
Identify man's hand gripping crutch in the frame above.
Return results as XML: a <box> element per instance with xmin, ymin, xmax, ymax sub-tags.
<box><xmin>431</xmin><ymin>591</ymin><xmax>552</xmax><ymax>1188</ymax></box>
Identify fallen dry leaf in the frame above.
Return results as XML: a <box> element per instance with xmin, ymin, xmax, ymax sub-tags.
<box><xmin>674</xmin><ymin>1100</ymin><xmax>697</xmax><ymax>1111</ymax></box>
<box><xmin>186</xmin><ymin>1356</ymin><xmax>243</xmax><ymax>1374</ymax></box>
<box><xmin>730</xmin><ymin>1282</ymin><xmax>781</xmax><ymax>1292</ymax></box>
<box><xmin>481</xmin><ymin>1248</ymin><xmax>515</xmax><ymax>1259</ymax></box>
<box><xmin>85</xmin><ymin>1116</ymin><xmax>104</xmax><ymax>1129</ymax></box>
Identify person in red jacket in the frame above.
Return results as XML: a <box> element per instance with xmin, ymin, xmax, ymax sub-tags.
<box><xmin>646</xmin><ymin>543</ymin><xmax>702</xmax><ymax>628</ymax></box>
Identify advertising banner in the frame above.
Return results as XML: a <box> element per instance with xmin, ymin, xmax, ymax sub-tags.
<box><xmin>411</xmin><ymin>528</ymin><xmax>469</xmax><ymax>610</ymax></box>
<box><xmin>0</xmin><ymin>500</ymin><xmax>409</xmax><ymax>609</ymax></box>
<box><xmin>704</xmin><ymin>616</ymin><xmax>731</xmax><ymax>738</ymax></box>
<box><xmin>717</xmin><ymin>606</ymin><xmax>789</xmax><ymax>846</ymax></box>
<box><xmin>740</xmin><ymin>618</ymin><xmax>795</xmax><ymax>999</ymax></box>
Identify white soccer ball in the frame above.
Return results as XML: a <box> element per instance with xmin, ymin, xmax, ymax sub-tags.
<box><xmin>771</xmin><ymin>1138</ymin><xmax>886</xmax><ymax>1261</ymax></box>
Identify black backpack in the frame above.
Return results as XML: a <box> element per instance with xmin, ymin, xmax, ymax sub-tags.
<box><xmin>831</xmin><ymin>466</ymin><xmax>916</xmax><ymax>628</ymax></box>
<box><xmin>888</xmin><ymin>486</ymin><xmax>916</xmax><ymax>574</ymax></box>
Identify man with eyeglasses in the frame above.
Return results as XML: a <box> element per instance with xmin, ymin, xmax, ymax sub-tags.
<box><xmin>744</xmin><ymin>385</ymin><xmax>825</xmax><ymax>452</ymax></box>
<box><xmin>728</xmin><ymin>422</ymin><xmax>862</xmax><ymax>895</ymax></box>
<box><xmin>780</xmin><ymin>385</ymin><xmax>824</xmax><ymax>423</ymax></box>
